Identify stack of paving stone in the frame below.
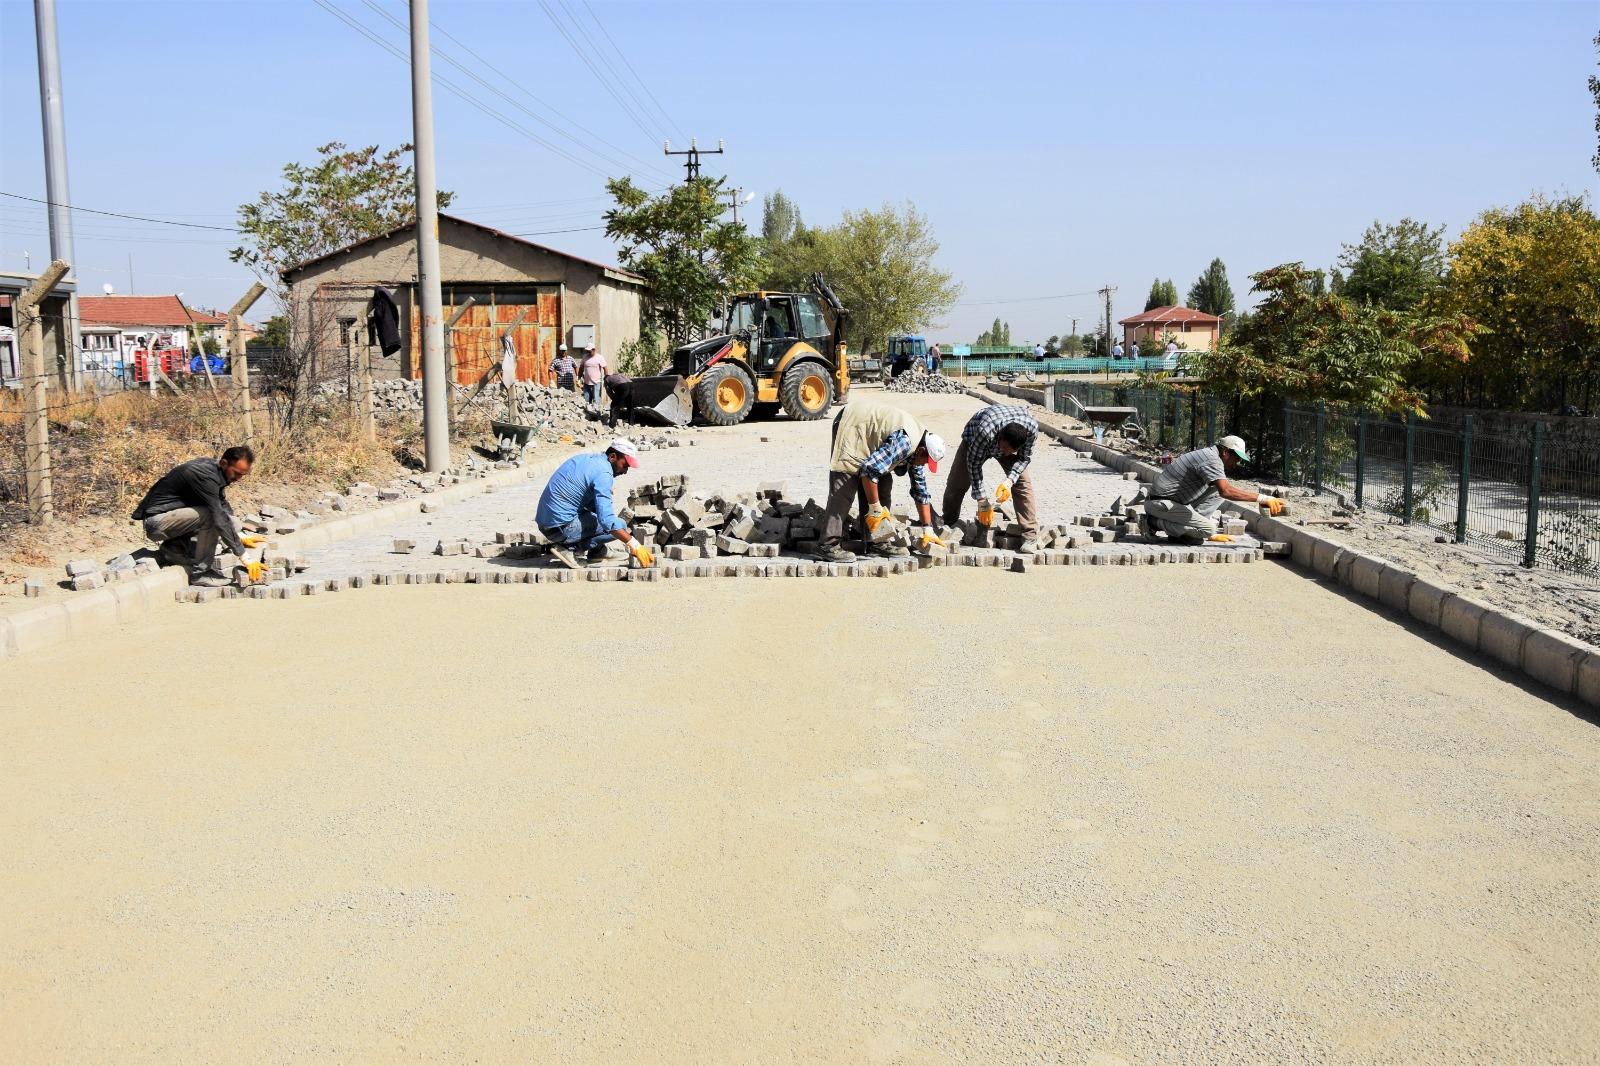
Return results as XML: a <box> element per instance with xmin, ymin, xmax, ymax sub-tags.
<box><xmin>614</xmin><ymin>476</ymin><xmax>826</xmax><ymax>561</ymax></box>
<box><xmin>885</xmin><ymin>372</ymin><xmax>967</xmax><ymax>395</ymax></box>
<box><xmin>60</xmin><ymin>553</ymin><xmax>158</xmax><ymax>592</ymax></box>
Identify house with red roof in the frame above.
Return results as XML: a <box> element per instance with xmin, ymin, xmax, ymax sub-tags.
<box><xmin>76</xmin><ymin>293</ymin><xmax>236</xmax><ymax>374</ymax></box>
<box><xmin>1117</xmin><ymin>305</ymin><xmax>1222</xmax><ymax>352</ymax></box>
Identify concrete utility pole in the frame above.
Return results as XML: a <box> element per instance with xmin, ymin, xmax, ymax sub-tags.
<box><xmin>724</xmin><ymin>186</ymin><xmax>754</xmax><ymax>226</ymax></box>
<box><xmin>409</xmin><ymin>0</ymin><xmax>449</xmax><ymax>472</ymax></box>
<box><xmin>34</xmin><ymin>0</ymin><xmax>79</xmax><ymax>386</ymax></box>
<box><xmin>1098</xmin><ymin>285</ymin><xmax>1117</xmax><ymax>357</ymax></box>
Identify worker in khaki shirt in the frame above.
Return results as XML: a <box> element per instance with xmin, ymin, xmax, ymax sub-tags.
<box><xmin>1141</xmin><ymin>435</ymin><xmax>1286</xmax><ymax>542</ymax></box>
<box><xmin>816</xmin><ymin>401</ymin><xmax>946</xmax><ymax>564</ymax></box>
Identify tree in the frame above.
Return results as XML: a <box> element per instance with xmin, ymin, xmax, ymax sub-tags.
<box><xmin>231</xmin><ymin>142</ymin><xmax>452</xmax><ymax>296</ymax></box>
<box><xmin>761</xmin><ymin>190</ymin><xmax>802</xmax><ymax>245</ymax></box>
<box><xmin>1337</xmin><ymin>218</ymin><xmax>1446</xmax><ymax>312</ymax></box>
<box><xmin>1187</xmin><ymin>258</ymin><xmax>1234</xmax><ymax>316</ymax></box>
<box><xmin>1144</xmin><ymin>278</ymin><xmax>1179</xmax><ymax>310</ymax></box>
<box><xmin>247</xmin><ymin>314</ymin><xmax>290</xmax><ymax>349</ymax></box>
<box><xmin>1443</xmin><ymin>194</ymin><xmax>1600</xmax><ymax>409</ymax></box>
<box><xmin>769</xmin><ymin>202</ymin><xmax>960</xmax><ymax>353</ymax></box>
<box><xmin>1303</xmin><ymin>270</ymin><xmax>1327</xmax><ymax>297</ymax></box>
<box><xmin>604</xmin><ymin>176</ymin><xmax>762</xmax><ymax>348</ymax></box>
<box><xmin>1186</xmin><ymin>262</ymin><xmax>1474</xmax><ymax>412</ymax></box>
<box><xmin>1590</xmin><ymin>32</ymin><xmax>1599</xmax><ymax>174</ymax></box>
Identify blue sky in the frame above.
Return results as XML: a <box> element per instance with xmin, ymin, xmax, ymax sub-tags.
<box><xmin>2</xmin><ymin>0</ymin><xmax>1595</xmax><ymax>341</ymax></box>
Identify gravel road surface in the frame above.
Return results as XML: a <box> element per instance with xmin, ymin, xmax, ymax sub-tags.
<box><xmin>3</xmin><ymin>557</ymin><xmax>1597</xmax><ymax>1061</ymax></box>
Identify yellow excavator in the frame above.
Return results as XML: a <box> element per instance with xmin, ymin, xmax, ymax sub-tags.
<box><xmin>629</xmin><ymin>274</ymin><xmax>849</xmax><ymax>426</ymax></box>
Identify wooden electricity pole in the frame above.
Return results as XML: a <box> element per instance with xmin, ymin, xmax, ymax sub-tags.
<box><xmin>227</xmin><ymin>282</ymin><xmax>266</xmax><ymax>445</ymax></box>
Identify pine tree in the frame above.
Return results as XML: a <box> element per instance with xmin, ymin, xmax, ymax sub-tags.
<box><xmin>1187</xmin><ymin>258</ymin><xmax>1235</xmax><ymax>316</ymax></box>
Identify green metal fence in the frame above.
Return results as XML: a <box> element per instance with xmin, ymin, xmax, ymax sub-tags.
<box><xmin>1049</xmin><ymin>384</ymin><xmax>1600</xmax><ymax>582</ymax></box>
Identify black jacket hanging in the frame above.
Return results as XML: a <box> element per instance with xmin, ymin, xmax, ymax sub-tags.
<box><xmin>370</xmin><ymin>286</ymin><xmax>402</xmax><ymax>357</ymax></box>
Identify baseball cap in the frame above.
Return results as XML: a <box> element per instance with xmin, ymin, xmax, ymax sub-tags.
<box><xmin>922</xmin><ymin>432</ymin><xmax>947</xmax><ymax>473</ymax></box>
<box><xmin>607</xmin><ymin>437</ymin><xmax>640</xmax><ymax>468</ymax></box>
<box><xmin>1218</xmin><ymin>434</ymin><xmax>1250</xmax><ymax>462</ymax></box>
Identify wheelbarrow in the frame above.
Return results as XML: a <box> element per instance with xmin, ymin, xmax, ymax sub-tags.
<box><xmin>491</xmin><ymin>417</ymin><xmax>539</xmax><ymax>460</ymax></box>
<box><xmin>1059</xmin><ymin>393</ymin><xmax>1143</xmax><ymax>443</ymax></box>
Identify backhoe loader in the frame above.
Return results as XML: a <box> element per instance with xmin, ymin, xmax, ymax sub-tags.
<box><xmin>628</xmin><ymin>273</ymin><xmax>849</xmax><ymax>427</ymax></box>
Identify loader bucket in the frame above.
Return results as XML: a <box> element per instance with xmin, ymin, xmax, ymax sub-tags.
<box><xmin>628</xmin><ymin>374</ymin><xmax>692</xmax><ymax>427</ymax></box>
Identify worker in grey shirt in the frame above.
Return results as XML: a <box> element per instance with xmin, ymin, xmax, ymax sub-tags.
<box><xmin>132</xmin><ymin>446</ymin><xmax>263</xmax><ymax>585</ymax></box>
<box><xmin>1142</xmin><ymin>435</ymin><xmax>1285</xmax><ymax>542</ymax></box>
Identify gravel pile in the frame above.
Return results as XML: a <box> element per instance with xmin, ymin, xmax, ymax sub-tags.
<box><xmin>886</xmin><ymin>372</ymin><xmax>967</xmax><ymax>395</ymax></box>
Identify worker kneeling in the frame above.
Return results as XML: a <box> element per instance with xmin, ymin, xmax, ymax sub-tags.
<box><xmin>1142</xmin><ymin>435</ymin><xmax>1286</xmax><ymax>543</ymax></box>
<box><xmin>816</xmin><ymin>401</ymin><xmax>946</xmax><ymax>564</ymax></box>
<box><xmin>942</xmin><ymin>404</ymin><xmax>1039</xmax><ymax>551</ymax></box>
<box><xmin>132</xmin><ymin>446</ymin><xmax>267</xmax><ymax>587</ymax></box>
<box><xmin>536</xmin><ymin>438</ymin><xmax>655</xmax><ymax>569</ymax></box>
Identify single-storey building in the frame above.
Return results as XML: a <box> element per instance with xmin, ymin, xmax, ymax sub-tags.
<box><xmin>0</xmin><ymin>270</ymin><xmax>78</xmax><ymax>388</ymax></box>
<box><xmin>1119</xmin><ymin>305</ymin><xmax>1221</xmax><ymax>352</ymax></box>
<box><xmin>280</xmin><ymin>214</ymin><xmax>647</xmax><ymax>386</ymax></box>
<box><xmin>76</xmin><ymin>294</ymin><xmax>228</xmax><ymax>380</ymax></box>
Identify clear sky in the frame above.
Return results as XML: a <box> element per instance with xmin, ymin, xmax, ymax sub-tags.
<box><xmin>2</xmin><ymin>0</ymin><xmax>1595</xmax><ymax>341</ymax></box>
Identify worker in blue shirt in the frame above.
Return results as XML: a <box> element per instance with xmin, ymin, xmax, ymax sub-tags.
<box><xmin>535</xmin><ymin>438</ymin><xmax>655</xmax><ymax>569</ymax></box>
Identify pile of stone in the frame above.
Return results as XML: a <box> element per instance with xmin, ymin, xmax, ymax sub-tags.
<box><xmin>617</xmin><ymin>475</ymin><xmax>826</xmax><ymax>561</ymax></box>
<box><xmin>50</xmin><ymin>554</ymin><xmax>159</xmax><ymax>594</ymax></box>
<box><xmin>885</xmin><ymin>371</ymin><xmax>967</xmax><ymax>395</ymax></box>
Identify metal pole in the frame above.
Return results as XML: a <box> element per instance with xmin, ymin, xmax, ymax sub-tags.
<box><xmin>1402</xmin><ymin>411</ymin><xmax>1416</xmax><ymax>523</ymax></box>
<box><xmin>18</xmin><ymin>261</ymin><xmax>69</xmax><ymax>524</ymax></box>
<box><xmin>1455</xmin><ymin>415</ymin><xmax>1472</xmax><ymax>543</ymax></box>
<box><xmin>1523</xmin><ymin>422</ymin><xmax>1543</xmax><ymax>569</ymax></box>
<box><xmin>34</xmin><ymin>0</ymin><xmax>79</xmax><ymax>387</ymax></box>
<box><xmin>1354</xmin><ymin>410</ymin><xmax>1366</xmax><ymax>508</ymax></box>
<box><xmin>1312</xmin><ymin>403</ymin><xmax>1325</xmax><ymax>493</ymax></box>
<box><xmin>1281</xmin><ymin>400</ymin><xmax>1292</xmax><ymax>482</ymax></box>
<box><xmin>410</xmin><ymin>0</ymin><xmax>449</xmax><ymax>473</ymax></box>
<box><xmin>361</xmin><ymin>328</ymin><xmax>376</xmax><ymax>443</ymax></box>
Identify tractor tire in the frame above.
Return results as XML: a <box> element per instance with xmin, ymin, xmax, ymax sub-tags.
<box><xmin>779</xmin><ymin>361</ymin><xmax>835</xmax><ymax>421</ymax></box>
<box><xmin>694</xmin><ymin>364</ymin><xmax>755</xmax><ymax>426</ymax></box>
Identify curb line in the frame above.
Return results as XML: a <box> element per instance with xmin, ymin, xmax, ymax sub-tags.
<box><xmin>972</xmin><ymin>381</ymin><xmax>1599</xmax><ymax>708</ymax></box>
<box><xmin>0</xmin><ymin>453</ymin><xmax>569</xmax><ymax>664</ymax></box>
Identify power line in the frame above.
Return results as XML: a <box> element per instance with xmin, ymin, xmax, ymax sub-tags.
<box><xmin>0</xmin><ymin>191</ymin><xmax>237</xmax><ymax>231</ymax></box>
<box><xmin>312</xmin><ymin>0</ymin><xmax>616</xmax><ymax>180</ymax></box>
<box><xmin>581</xmin><ymin>0</ymin><xmax>686</xmax><ymax>143</ymax></box>
<box><xmin>957</xmin><ymin>288</ymin><xmax>1100</xmax><ymax>307</ymax></box>
<box><xmin>559</xmin><ymin>0</ymin><xmax>669</xmax><ymax>145</ymax></box>
<box><xmin>536</xmin><ymin>0</ymin><xmax>663</xmax><ymax>145</ymax></box>
<box><xmin>358</xmin><ymin>0</ymin><xmax>674</xmax><ymax>183</ymax></box>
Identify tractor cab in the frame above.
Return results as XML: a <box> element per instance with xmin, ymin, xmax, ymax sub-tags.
<box><xmin>886</xmin><ymin>334</ymin><xmax>929</xmax><ymax>370</ymax></box>
<box><xmin>727</xmin><ymin>291</ymin><xmax>835</xmax><ymax>377</ymax></box>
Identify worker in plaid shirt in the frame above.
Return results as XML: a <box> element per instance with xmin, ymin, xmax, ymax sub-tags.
<box><xmin>942</xmin><ymin>404</ymin><xmax>1040</xmax><ymax>549</ymax></box>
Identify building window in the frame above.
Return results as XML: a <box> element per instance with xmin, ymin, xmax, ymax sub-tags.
<box><xmin>338</xmin><ymin>317</ymin><xmax>357</xmax><ymax>345</ymax></box>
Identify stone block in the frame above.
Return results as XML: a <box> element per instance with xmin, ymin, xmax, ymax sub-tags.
<box><xmin>1010</xmin><ymin>556</ymin><xmax>1028</xmax><ymax>573</ymax></box>
<box><xmin>65</xmin><ymin>558</ymin><xmax>98</xmax><ymax>577</ymax></box>
<box><xmin>749</xmin><ymin>543</ymin><xmax>779</xmax><ymax>558</ymax></box>
<box><xmin>1477</xmin><ymin>610</ymin><xmax>1534</xmax><ymax>671</ymax></box>
<box><xmin>1577</xmin><ymin>653</ymin><xmax>1600</xmax><ymax>708</ymax></box>
<box><xmin>1439</xmin><ymin>594</ymin><xmax>1489</xmax><ymax>648</ymax></box>
<box><xmin>392</xmin><ymin>538</ymin><xmax>416</xmax><ymax>553</ymax></box>
<box><xmin>715</xmin><ymin>535</ymin><xmax>751</xmax><ymax>555</ymax></box>
<box><xmin>420</xmin><ymin>501</ymin><xmax>441</xmax><ymax>514</ymax></box>
<box><xmin>71</xmin><ymin>573</ymin><xmax>105</xmax><ymax>592</ymax></box>
<box><xmin>1346</xmin><ymin>553</ymin><xmax>1385</xmax><ymax>601</ymax></box>
<box><xmin>1520</xmin><ymin>629</ymin><xmax>1589</xmax><ymax>696</ymax></box>
<box><xmin>1377</xmin><ymin>564</ymin><xmax>1415</xmax><ymax>613</ymax></box>
<box><xmin>23</xmin><ymin>579</ymin><xmax>45</xmax><ymax>598</ymax></box>
<box><xmin>1310</xmin><ymin>537</ymin><xmax>1344</xmax><ymax>578</ymax></box>
<box><xmin>666</xmin><ymin>545</ymin><xmax>701</xmax><ymax>561</ymax></box>
<box><xmin>134</xmin><ymin>558</ymin><xmax>159</xmax><ymax>575</ymax></box>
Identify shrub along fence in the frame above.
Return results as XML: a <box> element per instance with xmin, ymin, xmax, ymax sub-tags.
<box><xmin>1048</xmin><ymin>381</ymin><xmax>1600</xmax><ymax>583</ymax></box>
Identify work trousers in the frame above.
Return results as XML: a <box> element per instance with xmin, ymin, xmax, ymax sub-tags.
<box><xmin>1143</xmin><ymin>496</ymin><xmax>1222</xmax><ymax>543</ymax></box>
<box><xmin>540</xmin><ymin>510</ymin><xmax>614</xmax><ymax>553</ymax></box>
<box><xmin>142</xmin><ymin>507</ymin><xmax>221</xmax><ymax>574</ymax></box>
<box><xmin>605</xmin><ymin>381</ymin><xmax>635</xmax><ymax>427</ymax></box>
<box><xmin>583</xmin><ymin>382</ymin><xmax>604</xmax><ymax>407</ymax></box>
<box><xmin>940</xmin><ymin>442</ymin><xmax>1038</xmax><ymax>539</ymax></box>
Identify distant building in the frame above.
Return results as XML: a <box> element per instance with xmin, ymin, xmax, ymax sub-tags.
<box><xmin>77</xmin><ymin>293</ymin><xmax>230</xmax><ymax>376</ymax></box>
<box><xmin>280</xmin><ymin>214</ymin><xmax>646</xmax><ymax>386</ymax></box>
<box><xmin>0</xmin><ymin>270</ymin><xmax>78</xmax><ymax>387</ymax></box>
<box><xmin>1117</xmin><ymin>306</ymin><xmax>1221</xmax><ymax>352</ymax></box>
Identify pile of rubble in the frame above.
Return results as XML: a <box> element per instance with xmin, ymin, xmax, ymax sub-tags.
<box><xmin>886</xmin><ymin>372</ymin><xmax>967</xmax><ymax>395</ymax></box>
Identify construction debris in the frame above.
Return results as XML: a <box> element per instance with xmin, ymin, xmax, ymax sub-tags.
<box><xmin>885</xmin><ymin>372</ymin><xmax>967</xmax><ymax>395</ymax></box>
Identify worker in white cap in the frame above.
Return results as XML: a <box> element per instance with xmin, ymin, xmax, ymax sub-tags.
<box><xmin>535</xmin><ymin>438</ymin><xmax>655</xmax><ymax>569</ymax></box>
<box><xmin>816</xmin><ymin>400</ymin><xmax>947</xmax><ymax>563</ymax></box>
<box><xmin>1141</xmin><ymin>435</ymin><xmax>1286</xmax><ymax>543</ymax></box>
<box><xmin>549</xmin><ymin>344</ymin><xmax>576</xmax><ymax>392</ymax></box>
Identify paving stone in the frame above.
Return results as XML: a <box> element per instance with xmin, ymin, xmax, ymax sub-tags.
<box><xmin>666</xmin><ymin>545</ymin><xmax>702</xmax><ymax>561</ymax></box>
<box><xmin>71</xmin><ymin>573</ymin><xmax>105</xmax><ymax>591</ymax></box>
<box><xmin>65</xmin><ymin>558</ymin><xmax>98</xmax><ymax>577</ymax></box>
<box><xmin>23</xmin><ymin>578</ymin><xmax>45</xmax><ymax>597</ymax></box>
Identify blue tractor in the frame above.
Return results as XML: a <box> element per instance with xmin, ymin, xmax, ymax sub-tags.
<box><xmin>884</xmin><ymin>334</ymin><xmax>928</xmax><ymax>379</ymax></box>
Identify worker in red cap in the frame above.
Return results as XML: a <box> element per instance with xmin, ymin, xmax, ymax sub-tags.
<box><xmin>535</xmin><ymin>438</ymin><xmax>655</xmax><ymax>568</ymax></box>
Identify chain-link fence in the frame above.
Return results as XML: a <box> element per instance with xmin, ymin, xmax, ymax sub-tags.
<box><xmin>1048</xmin><ymin>381</ymin><xmax>1600</xmax><ymax>583</ymax></box>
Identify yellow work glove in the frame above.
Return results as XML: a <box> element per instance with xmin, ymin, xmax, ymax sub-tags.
<box><xmin>863</xmin><ymin>506</ymin><xmax>892</xmax><ymax>535</ymax></box>
<box><xmin>976</xmin><ymin>503</ymin><xmax>995</xmax><ymax>527</ymax></box>
<box><xmin>918</xmin><ymin>530</ymin><xmax>947</xmax><ymax>551</ymax></box>
<box><xmin>1261</xmin><ymin>497</ymin><xmax>1286</xmax><ymax>517</ymax></box>
<box><xmin>244</xmin><ymin>560</ymin><xmax>268</xmax><ymax>583</ymax></box>
<box><xmin>994</xmin><ymin>480</ymin><xmax>1012</xmax><ymax>505</ymax></box>
<box><xmin>629</xmin><ymin>542</ymin><xmax>655</xmax><ymax>568</ymax></box>
<box><xmin>241</xmin><ymin>535</ymin><xmax>266</xmax><ymax>549</ymax></box>
<box><xmin>1207</xmin><ymin>534</ymin><xmax>1234</xmax><ymax>544</ymax></box>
